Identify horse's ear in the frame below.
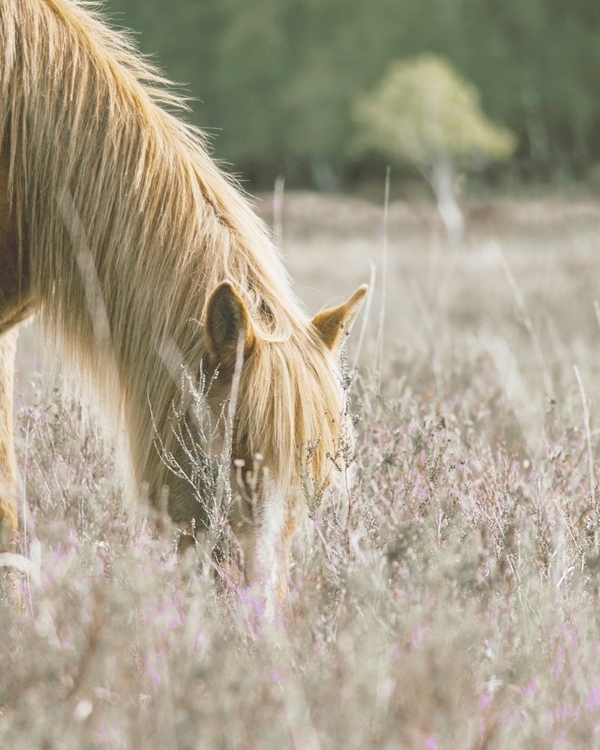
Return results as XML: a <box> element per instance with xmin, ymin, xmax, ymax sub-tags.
<box><xmin>205</xmin><ymin>281</ymin><xmax>256</xmax><ymax>368</ymax></box>
<box><xmin>312</xmin><ymin>284</ymin><xmax>368</xmax><ymax>353</ymax></box>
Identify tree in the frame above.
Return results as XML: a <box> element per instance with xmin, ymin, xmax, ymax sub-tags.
<box><xmin>355</xmin><ymin>55</ymin><xmax>517</xmax><ymax>239</ymax></box>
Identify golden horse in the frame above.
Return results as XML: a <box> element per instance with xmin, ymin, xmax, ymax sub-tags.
<box><xmin>0</xmin><ymin>0</ymin><xmax>366</xmax><ymax>608</ymax></box>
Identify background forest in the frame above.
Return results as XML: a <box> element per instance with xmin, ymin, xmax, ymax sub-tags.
<box><xmin>106</xmin><ymin>0</ymin><xmax>600</xmax><ymax>190</ymax></box>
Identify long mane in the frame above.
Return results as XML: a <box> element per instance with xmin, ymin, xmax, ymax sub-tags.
<box><xmin>0</xmin><ymin>0</ymin><xmax>341</xmax><ymax>498</ymax></box>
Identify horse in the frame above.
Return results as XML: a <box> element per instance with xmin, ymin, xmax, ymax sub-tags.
<box><xmin>0</xmin><ymin>0</ymin><xmax>367</xmax><ymax>609</ymax></box>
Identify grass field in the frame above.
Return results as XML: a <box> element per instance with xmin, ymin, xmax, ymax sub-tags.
<box><xmin>4</xmin><ymin>191</ymin><xmax>600</xmax><ymax>748</ymax></box>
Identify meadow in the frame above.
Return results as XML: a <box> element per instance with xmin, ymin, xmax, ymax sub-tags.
<box><xmin>3</xmin><ymin>190</ymin><xmax>600</xmax><ymax>748</ymax></box>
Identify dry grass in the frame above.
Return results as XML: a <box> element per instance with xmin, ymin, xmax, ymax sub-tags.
<box><xmin>5</xmin><ymin>192</ymin><xmax>600</xmax><ymax>748</ymax></box>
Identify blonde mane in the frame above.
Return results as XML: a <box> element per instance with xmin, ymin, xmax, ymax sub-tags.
<box><xmin>0</xmin><ymin>0</ymin><xmax>343</xmax><ymax>505</ymax></box>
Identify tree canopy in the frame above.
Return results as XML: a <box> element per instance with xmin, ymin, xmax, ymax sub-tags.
<box><xmin>355</xmin><ymin>56</ymin><xmax>516</xmax><ymax>170</ymax></box>
<box><xmin>105</xmin><ymin>0</ymin><xmax>600</xmax><ymax>187</ymax></box>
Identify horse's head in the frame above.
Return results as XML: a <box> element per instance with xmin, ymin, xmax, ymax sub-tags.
<box><xmin>202</xmin><ymin>280</ymin><xmax>367</xmax><ymax>590</ymax></box>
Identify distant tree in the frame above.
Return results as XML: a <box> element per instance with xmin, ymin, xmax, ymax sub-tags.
<box><xmin>355</xmin><ymin>55</ymin><xmax>517</xmax><ymax>239</ymax></box>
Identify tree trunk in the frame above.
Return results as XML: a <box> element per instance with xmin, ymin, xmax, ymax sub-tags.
<box><xmin>430</xmin><ymin>157</ymin><xmax>464</xmax><ymax>245</ymax></box>
<box><xmin>310</xmin><ymin>157</ymin><xmax>340</xmax><ymax>192</ymax></box>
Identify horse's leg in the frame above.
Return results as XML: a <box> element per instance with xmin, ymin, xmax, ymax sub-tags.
<box><xmin>0</xmin><ymin>151</ymin><xmax>34</xmax><ymax>547</ymax></box>
<box><xmin>0</xmin><ymin>327</ymin><xmax>19</xmax><ymax>547</ymax></box>
<box><xmin>233</xmin><ymin>496</ymin><xmax>299</xmax><ymax>616</ymax></box>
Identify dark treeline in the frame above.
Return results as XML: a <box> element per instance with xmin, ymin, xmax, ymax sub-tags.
<box><xmin>107</xmin><ymin>0</ymin><xmax>600</xmax><ymax>189</ymax></box>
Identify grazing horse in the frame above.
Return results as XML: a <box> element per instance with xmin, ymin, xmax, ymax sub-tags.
<box><xmin>0</xmin><ymin>0</ymin><xmax>367</xmax><ymax>606</ymax></box>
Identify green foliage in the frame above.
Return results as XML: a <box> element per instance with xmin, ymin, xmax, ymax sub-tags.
<box><xmin>104</xmin><ymin>0</ymin><xmax>600</xmax><ymax>186</ymax></box>
<box><xmin>355</xmin><ymin>55</ymin><xmax>517</xmax><ymax>170</ymax></box>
